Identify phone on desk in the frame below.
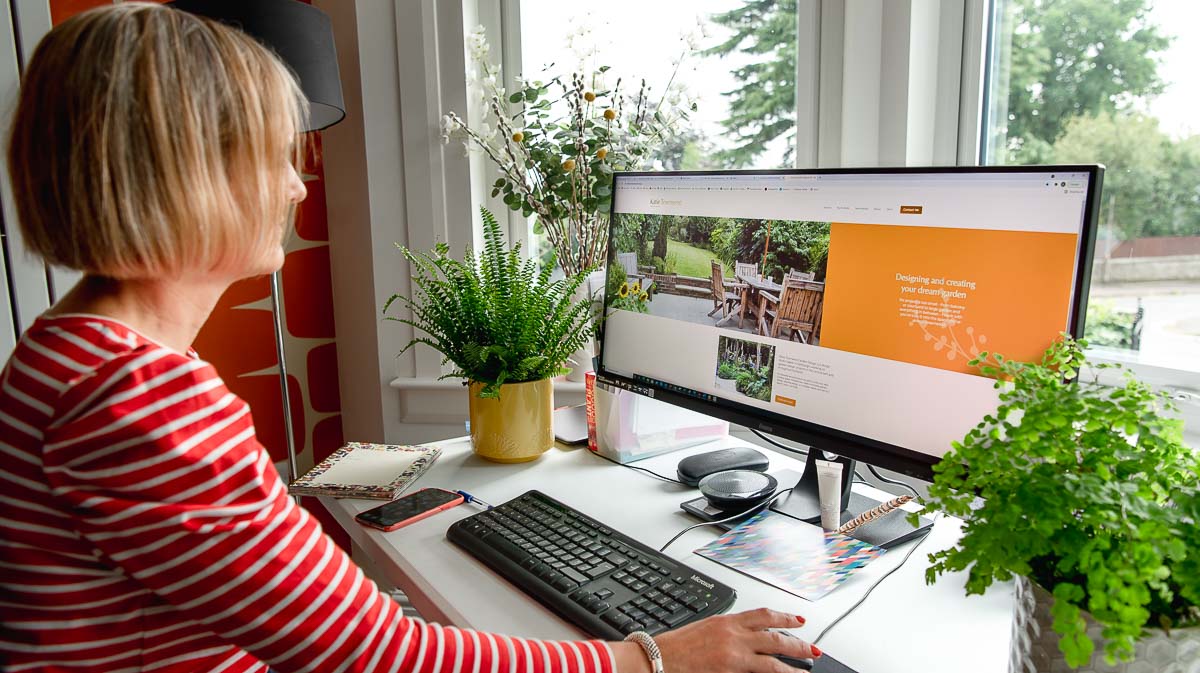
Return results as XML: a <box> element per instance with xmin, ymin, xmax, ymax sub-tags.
<box><xmin>355</xmin><ymin>488</ymin><xmax>464</xmax><ymax>532</ymax></box>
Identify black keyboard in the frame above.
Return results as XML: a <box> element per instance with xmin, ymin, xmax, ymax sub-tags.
<box><xmin>447</xmin><ymin>490</ymin><xmax>737</xmax><ymax>639</ymax></box>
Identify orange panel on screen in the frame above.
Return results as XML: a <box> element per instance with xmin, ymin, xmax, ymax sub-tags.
<box><xmin>819</xmin><ymin>223</ymin><xmax>1079</xmax><ymax>375</ymax></box>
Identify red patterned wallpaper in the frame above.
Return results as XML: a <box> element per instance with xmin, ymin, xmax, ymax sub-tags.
<box><xmin>47</xmin><ymin>1</ymin><xmax>348</xmax><ymax>546</ymax></box>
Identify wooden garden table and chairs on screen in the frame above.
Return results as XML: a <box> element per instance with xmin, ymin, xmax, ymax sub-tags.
<box><xmin>758</xmin><ymin>276</ymin><xmax>826</xmax><ymax>344</ymax></box>
<box><xmin>708</xmin><ymin>259</ymin><xmax>747</xmax><ymax>325</ymax></box>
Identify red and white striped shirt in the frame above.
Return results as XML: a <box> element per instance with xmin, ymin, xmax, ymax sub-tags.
<box><xmin>0</xmin><ymin>314</ymin><xmax>615</xmax><ymax>673</ymax></box>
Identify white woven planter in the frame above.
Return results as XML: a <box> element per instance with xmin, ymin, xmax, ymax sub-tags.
<box><xmin>1010</xmin><ymin>575</ymin><xmax>1200</xmax><ymax>672</ymax></box>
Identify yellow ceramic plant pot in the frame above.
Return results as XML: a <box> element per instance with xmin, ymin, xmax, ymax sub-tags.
<box><xmin>468</xmin><ymin>378</ymin><xmax>554</xmax><ymax>463</ymax></box>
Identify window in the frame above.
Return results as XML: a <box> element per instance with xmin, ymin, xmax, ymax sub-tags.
<box><xmin>983</xmin><ymin>0</ymin><xmax>1200</xmax><ymax>398</ymax></box>
<box><xmin>514</xmin><ymin>1</ymin><xmax>799</xmax><ymax>265</ymax></box>
<box><xmin>519</xmin><ymin>0</ymin><xmax>798</xmax><ymax>171</ymax></box>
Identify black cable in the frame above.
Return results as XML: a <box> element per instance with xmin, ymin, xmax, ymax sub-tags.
<box><xmin>811</xmin><ymin>514</ymin><xmax>939</xmax><ymax>645</ymax></box>
<box><xmin>864</xmin><ymin>464</ymin><xmax>921</xmax><ymax>498</ymax></box>
<box><xmin>586</xmin><ymin>449</ymin><xmax>686</xmax><ymax>485</ymax></box>
<box><xmin>750</xmin><ymin>429</ymin><xmax>869</xmax><ymax>483</ymax></box>
<box><xmin>658</xmin><ymin>488</ymin><xmax>793</xmax><ymax>553</ymax></box>
<box><xmin>749</xmin><ymin>428</ymin><xmax>808</xmax><ymax>458</ymax></box>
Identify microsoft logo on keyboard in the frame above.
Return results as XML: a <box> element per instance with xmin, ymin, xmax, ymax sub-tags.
<box><xmin>690</xmin><ymin>576</ymin><xmax>714</xmax><ymax>590</ymax></box>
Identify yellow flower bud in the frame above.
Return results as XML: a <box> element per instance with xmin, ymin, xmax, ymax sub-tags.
<box><xmin>584</xmin><ymin>91</ymin><xmax>596</xmax><ymax>102</ymax></box>
<box><xmin>603</xmin><ymin>109</ymin><xmax>616</xmax><ymax>121</ymax></box>
<box><xmin>597</xmin><ymin>147</ymin><xmax>608</xmax><ymax>160</ymax></box>
<box><xmin>562</xmin><ymin>159</ymin><xmax>576</xmax><ymax>172</ymax></box>
<box><xmin>512</xmin><ymin>131</ymin><xmax>525</xmax><ymax>142</ymax></box>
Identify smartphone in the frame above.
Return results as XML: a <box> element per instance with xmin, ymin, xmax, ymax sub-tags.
<box><xmin>355</xmin><ymin>488</ymin><xmax>465</xmax><ymax>532</ymax></box>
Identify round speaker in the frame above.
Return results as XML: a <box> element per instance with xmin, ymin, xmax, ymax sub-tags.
<box><xmin>698</xmin><ymin>470</ymin><xmax>778</xmax><ymax>512</ymax></box>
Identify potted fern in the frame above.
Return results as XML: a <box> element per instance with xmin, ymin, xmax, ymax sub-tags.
<box><xmin>384</xmin><ymin>208</ymin><xmax>594</xmax><ymax>462</ymax></box>
<box><xmin>917</xmin><ymin>336</ymin><xmax>1200</xmax><ymax>671</ymax></box>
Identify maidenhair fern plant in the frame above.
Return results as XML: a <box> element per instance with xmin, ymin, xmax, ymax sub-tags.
<box><xmin>918</xmin><ymin>336</ymin><xmax>1200</xmax><ymax>666</ymax></box>
<box><xmin>384</xmin><ymin>208</ymin><xmax>594</xmax><ymax>398</ymax></box>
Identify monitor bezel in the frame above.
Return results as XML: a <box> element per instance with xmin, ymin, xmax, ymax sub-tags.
<box><xmin>596</xmin><ymin>164</ymin><xmax>1104</xmax><ymax>481</ymax></box>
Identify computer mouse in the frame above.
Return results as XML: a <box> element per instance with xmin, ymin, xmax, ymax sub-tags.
<box><xmin>773</xmin><ymin>653</ymin><xmax>815</xmax><ymax>670</ymax></box>
<box><xmin>771</xmin><ymin>629</ymin><xmax>815</xmax><ymax>670</ymax></box>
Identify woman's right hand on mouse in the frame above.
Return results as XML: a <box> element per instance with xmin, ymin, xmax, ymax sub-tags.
<box><xmin>612</xmin><ymin>608</ymin><xmax>821</xmax><ymax>673</ymax></box>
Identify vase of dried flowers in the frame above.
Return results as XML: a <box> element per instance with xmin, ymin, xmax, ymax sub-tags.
<box><xmin>442</xmin><ymin>27</ymin><xmax>695</xmax><ymax>379</ymax></box>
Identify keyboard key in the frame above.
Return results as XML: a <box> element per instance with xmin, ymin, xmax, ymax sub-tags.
<box><xmin>651</xmin><ymin>607</ymin><xmax>670</xmax><ymax>621</ymax></box>
<box><xmin>620</xmin><ymin>621</ymin><xmax>643</xmax><ymax>635</ymax></box>
<box><xmin>644</xmin><ymin>574</ymin><xmax>662</xmax><ymax>586</ymax></box>
<box><xmin>561</xmin><ymin>568</ymin><xmax>589</xmax><ymax>585</ymax></box>
<box><xmin>603</xmin><ymin>612</ymin><xmax>632</xmax><ymax>630</ymax></box>
<box><xmin>595</xmin><ymin>589</ymin><xmax>613</xmax><ymax>600</ymax></box>
<box><xmin>643</xmin><ymin>619</ymin><xmax>666</xmax><ymax>633</ymax></box>
<box><xmin>664</xmin><ymin>607</ymin><xmax>693</xmax><ymax>628</ymax></box>
<box><xmin>630</xmin><ymin>581</ymin><xmax>648</xmax><ymax>592</ymax></box>
<box><xmin>588</xmin><ymin>601</ymin><xmax>609</xmax><ymax>614</ymax></box>
<box><xmin>489</xmin><ymin>537</ymin><xmax>531</xmax><ymax>564</ymax></box>
<box><xmin>551</xmin><ymin>577</ymin><xmax>576</xmax><ymax>592</ymax></box>
<box><xmin>606</xmin><ymin>553</ymin><xmax>630</xmax><ymax>567</ymax></box>
<box><xmin>585</xmin><ymin>562</ymin><xmax>615</xmax><ymax>579</ymax></box>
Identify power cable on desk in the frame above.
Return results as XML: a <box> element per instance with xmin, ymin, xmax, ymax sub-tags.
<box><xmin>658</xmin><ymin>488</ymin><xmax>793</xmax><ymax>553</ymax></box>
<box><xmin>864</xmin><ymin>464</ymin><xmax>922</xmax><ymax>499</ymax></box>
<box><xmin>586</xmin><ymin>449</ymin><xmax>686</xmax><ymax>485</ymax></box>
<box><xmin>811</xmin><ymin>513</ymin><xmax>940</xmax><ymax>646</ymax></box>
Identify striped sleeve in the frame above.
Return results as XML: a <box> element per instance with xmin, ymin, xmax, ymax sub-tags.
<box><xmin>41</xmin><ymin>348</ymin><xmax>615</xmax><ymax>673</ymax></box>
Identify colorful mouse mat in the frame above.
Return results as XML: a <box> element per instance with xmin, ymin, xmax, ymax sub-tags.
<box><xmin>694</xmin><ymin>511</ymin><xmax>886</xmax><ymax>600</ymax></box>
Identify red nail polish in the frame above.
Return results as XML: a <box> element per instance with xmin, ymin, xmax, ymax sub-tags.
<box><xmin>795</xmin><ymin>615</ymin><xmax>806</xmax><ymax>625</ymax></box>
<box><xmin>811</xmin><ymin>645</ymin><xmax>823</xmax><ymax>657</ymax></box>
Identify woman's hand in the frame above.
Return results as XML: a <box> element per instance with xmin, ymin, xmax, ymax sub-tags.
<box><xmin>613</xmin><ymin>608</ymin><xmax>821</xmax><ymax>673</ymax></box>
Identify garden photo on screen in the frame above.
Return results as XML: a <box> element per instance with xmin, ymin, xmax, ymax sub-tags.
<box><xmin>607</xmin><ymin>212</ymin><xmax>830</xmax><ymax>345</ymax></box>
<box><xmin>715</xmin><ymin>336</ymin><xmax>775</xmax><ymax>402</ymax></box>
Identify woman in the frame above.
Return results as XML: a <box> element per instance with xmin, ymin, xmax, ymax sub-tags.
<box><xmin>0</xmin><ymin>5</ymin><xmax>819</xmax><ymax>672</ymax></box>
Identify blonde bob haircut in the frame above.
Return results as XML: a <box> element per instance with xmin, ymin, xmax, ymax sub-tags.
<box><xmin>7</xmin><ymin>3</ymin><xmax>306</xmax><ymax>279</ymax></box>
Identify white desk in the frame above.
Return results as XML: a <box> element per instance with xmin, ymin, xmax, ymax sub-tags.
<box><xmin>321</xmin><ymin>436</ymin><xmax>1014</xmax><ymax>673</ymax></box>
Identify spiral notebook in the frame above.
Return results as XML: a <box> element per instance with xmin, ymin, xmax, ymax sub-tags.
<box><xmin>289</xmin><ymin>442</ymin><xmax>442</xmax><ymax>500</ymax></box>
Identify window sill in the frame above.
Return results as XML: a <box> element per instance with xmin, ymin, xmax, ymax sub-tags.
<box><xmin>389</xmin><ymin>376</ymin><xmax>588</xmax><ymax>427</ymax></box>
<box><xmin>388</xmin><ymin>376</ymin><xmax>586</xmax><ymax>395</ymax></box>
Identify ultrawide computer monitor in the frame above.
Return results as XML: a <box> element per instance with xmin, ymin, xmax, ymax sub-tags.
<box><xmin>597</xmin><ymin>167</ymin><xmax>1102</xmax><ymax>542</ymax></box>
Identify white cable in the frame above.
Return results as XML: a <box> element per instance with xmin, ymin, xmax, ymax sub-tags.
<box><xmin>658</xmin><ymin>488</ymin><xmax>793</xmax><ymax>553</ymax></box>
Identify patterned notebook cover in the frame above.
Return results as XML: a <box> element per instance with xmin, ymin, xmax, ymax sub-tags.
<box><xmin>289</xmin><ymin>442</ymin><xmax>442</xmax><ymax>500</ymax></box>
<box><xmin>695</xmin><ymin>510</ymin><xmax>886</xmax><ymax>600</ymax></box>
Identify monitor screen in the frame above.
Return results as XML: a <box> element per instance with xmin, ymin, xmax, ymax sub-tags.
<box><xmin>598</xmin><ymin>167</ymin><xmax>1101</xmax><ymax>479</ymax></box>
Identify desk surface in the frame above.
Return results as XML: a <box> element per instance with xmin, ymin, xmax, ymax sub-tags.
<box><xmin>321</xmin><ymin>437</ymin><xmax>1013</xmax><ymax>673</ymax></box>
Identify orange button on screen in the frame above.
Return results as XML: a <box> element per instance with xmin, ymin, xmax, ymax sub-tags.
<box><xmin>774</xmin><ymin>395</ymin><xmax>796</xmax><ymax>407</ymax></box>
<box><xmin>900</xmin><ymin>205</ymin><xmax>923</xmax><ymax>214</ymax></box>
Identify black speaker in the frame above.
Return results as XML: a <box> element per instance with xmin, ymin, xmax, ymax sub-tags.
<box><xmin>698</xmin><ymin>470</ymin><xmax>778</xmax><ymax>512</ymax></box>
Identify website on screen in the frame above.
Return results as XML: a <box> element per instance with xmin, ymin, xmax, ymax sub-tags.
<box><xmin>602</xmin><ymin>171</ymin><xmax>1092</xmax><ymax>457</ymax></box>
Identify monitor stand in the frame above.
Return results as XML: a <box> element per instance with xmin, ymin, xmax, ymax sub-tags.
<box><xmin>770</xmin><ymin>449</ymin><xmax>933</xmax><ymax>549</ymax></box>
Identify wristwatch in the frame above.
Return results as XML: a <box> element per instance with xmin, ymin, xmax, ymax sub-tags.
<box><xmin>623</xmin><ymin>631</ymin><xmax>666</xmax><ymax>673</ymax></box>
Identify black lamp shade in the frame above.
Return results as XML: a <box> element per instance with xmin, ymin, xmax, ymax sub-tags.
<box><xmin>167</xmin><ymin>0</ymin><xmax>345</xmax><ymax>132</ymax></box>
